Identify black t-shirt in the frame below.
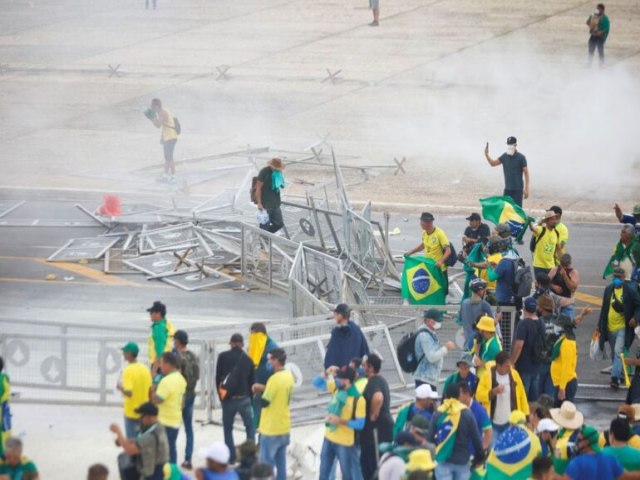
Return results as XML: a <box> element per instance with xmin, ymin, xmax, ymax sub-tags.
<box><xmin>514</xmin><ymin>317</ymin><xmax>544</xmax><ymax>375</ymax></box>
<box><xmin>362</xmin><ymin>374</ymin><xmax>394</xmax><ymax>443</ymax></box>
<box><xmin>499</xmin><ymin>152</ymin><xmax>527</xmax><ymax>191</ymax></box>
<box><xmin>463</xmin><ymin>223</ymin><xmax>491</xmax><ymax>245</ymax></box>
<box><xmin>257</xmin><ymin>167</ymin><xmax>281</xmax><ymax>209</ymax></box>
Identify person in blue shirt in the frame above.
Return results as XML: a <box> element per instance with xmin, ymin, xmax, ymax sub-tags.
<box><xmin>324</xmin><ymin>304</ymin><xmax>369</xmax><ymax>370</ymax></box>
<box><xmin>458</xmin><ymin>380</ymin><xmax>493</xmax><ymax>450</ymax></box>
<box><xmin>614</xmin><ymin>203</ymin><xmax>640</xmax><ymax>236</ymax></box>
<box><xmin>562</xmin><ymin>425</ymin><xmax>637</xmax><ymax>480</ymax></box>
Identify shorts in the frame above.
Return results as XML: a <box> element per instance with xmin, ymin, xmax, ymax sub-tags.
<box><xmin>369</xmin><ymin>0</ymin><xmax>379</xmax><ymax>9</ymax></box>
<box><xmin>163</xmin><ymin>139</ymin><xmax>177</xmax><ymax>163</ymax></box>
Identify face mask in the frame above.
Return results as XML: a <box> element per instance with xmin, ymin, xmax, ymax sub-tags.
<box><xmin>613</xmin><ymin>278</ymin><xmax>623</xmax><ymax>288</ymax></box>
<box><xmin>507</xmin><ymin>146</ymin><xmax>516</xmax><ymax>155</ymax></box>
<box><xmin>334</xmin><ymin>379</ymin><xmax>345</xmax><ymax>390</ymax></box>
<box><xmin>432</xmin><ymin>322</ymin><xmax>442</xmax><ymax>331</ymax></box>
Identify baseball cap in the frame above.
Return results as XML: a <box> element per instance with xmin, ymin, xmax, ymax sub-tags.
<box><xmin>509</xmin><ymin>410</ymin><xmax>527</xmax><ymax>425</ymax></box>
<box><xmin>415</xmin><ymin>384</ymin><xmax>439</xmax><ymax>400</ymax></box>
<box><xmin>230</xmin><ymin>333</ymin><xmax>244</xmax><ymax>344</ymax></box>
<box><xmin>506</xmin><ymin>136</ymin><xmax>517</xmax><ymax>145</ymax></box>
<box><xmin>420</xmin><ymin>212</ymin><xmax>435</xmax><ymax>222</ymax></box>
<box><xmin>523</xmin><ymin>296</ymin><xmax>537</xmax><ymax>313</ymax></box>
<box><xmin>174</xmin><ymin>330</ymin><xmax>188</xmax><ymax>345</ymax></box>
<box><xmin>423</xmin><ymin>309</ymin><xmax>443</xmax><ymax>322</ymax></box>
<box><xmin>121</xmin><ymin>341</ymin><xmax>139</xmax><ymax>357</ymax></box>
<box><xmin>466</xmin><ymin>213</ymin><xmax>481</xmax><ymax>222</ymax></box>
<box><xmin>456</xmin><ymin>356</ymin><xmax>472</xmax><ymax>367</ymax></box>
<box><xmin>580</xmin><ymin>425</ymin><xmax>600</xmax><ymax>450</ymax></box>
<box><xmin>146</xmin><ymin>301</ymin><xmax>166</xmax><ymax>316</ymax></box>
<box><xmin>495</xmin><ymin>223</ymin><xmax>512</xmax><ymax>239</ymax></box>
<box><xmin>198</xmin><ymin>442</ymin><xmax>231</xmax><ymax>465</ymax></box>
<box><xmin>336</xmin><ymin>367</ymin><xmax>356</xmax><ymax>383</ymax></box>
<box><xmin>135</xmin><ymin>402</ymin><xmax>158</xmax><ymax>416</ymax></box>
<box><xmin>396</xmin><ymin>430</ymin><xmax>421</xmax><ymax>447</ymax></box>
<box><xmin>334</xmin><ymin>303</ymin><xmax>351</xmax><ymax>316</ymax></box>
<box><xmin>536</xmin><ymin>418</ymin><xmax>560</xmax><ymax>434</ymax></box>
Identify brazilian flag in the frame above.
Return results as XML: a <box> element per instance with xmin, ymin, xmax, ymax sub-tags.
<box><xmin>480</xmin><ymin>196</ymin><xmax>534</xmax><ymax>241</ymax></box>
<box><xmin>486</xmin><ymin>425</ymin><xmax>542</xmax><ymax>479</ymax></box>
<box><xmin>401</xmin><ymin>256</ymin><xmax>446</xmax><ymax>305</ymax></box>
<box><xmin>460</xmin><ymin>243</ymin><xmax>486</xmax><ymax>301</ymax></box>
<box><xmin>602</xmin><ymin>237</ymin><xmax>638</xmax><ymax>278</ymax></box>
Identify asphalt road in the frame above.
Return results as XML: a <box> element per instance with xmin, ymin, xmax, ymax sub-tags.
<box><xmin>0</xmin><ymin>193</ymin><xmax>629</xmax><ymax>422</ymax></box>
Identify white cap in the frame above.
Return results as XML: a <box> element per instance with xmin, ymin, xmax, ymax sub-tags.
<box><xmin>415</xmin><ymin>384</ymin><xmax>438</xmax><ymax>400</ymax></box>
<box><xmin>536</xmin><ymin>418</ymin><xmax>560</xmax><ymax>434</ymax></box>
<box><xmin>198</xmin><ymin>442</ymin><xmax>230</xmax><ymax>464</ymax></box>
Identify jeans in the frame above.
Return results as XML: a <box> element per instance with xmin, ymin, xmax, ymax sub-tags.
<box><xmin>435</xmin><ymin>462</ymin><xmax>471</xmax><ymax>480</ymax></box>
<box><xmin>610</xmin><ymin>329</ymin><xmax>626</xmax><ymax>382</ymax></box>
<box><xmin>320</xmin><ymin>439</ymin><xmax>358</xmax><ymax>480</ymax></box>
<box><xmin>165</xmin><ymin>425</ymin><xmax>179</xmax><ymax>464</ymax></box>
<box><xmin>539</xmin><ymin>363</ymin><xmax>555</xmax><ymax>399</ymax></box>
<box><xmin>124</xmin><ymin>416</ymin><xmax>139</xmax><ymax>439</ymax></box>
<box><xmin>519</xmin><ymin>373</ymin><xmax>540</xmax><ymax>402</ymax></box>
<box><xmin>222</xmin><ymin>397</ymin><xmax>256</xmax><ymax>463</ymax></box>
<box><xmin>259</xmin><ymin>207</ymin><xmax>284</xmax><ymax>234</ymax></box>
<box><xmin>329</xmin><ymin>445</ymin><xmax>362</xmax><ymax>480</ymax></box>
<box><xmin>503</xmin><ymin>189</ymin><xmax>523</xmax><ymax>207</ymax></box>
<box><xmin>554</xmin><ymin>378</ymin><xmax>578</xmax><ymax>407</ymax></box>
<box><xmin>259</xmin><ymin>433</ymin><xmax>289</xmax><ymax>480</ymax></box>
<box><xmin>588</xmin><ymin>35</ymin><xmax>605</xmax><ymax>64</ymax></box>
<box><xmin>182</xmin><ymin>395</ymin><xmax>195</xmax><ymax>462</ymax></box>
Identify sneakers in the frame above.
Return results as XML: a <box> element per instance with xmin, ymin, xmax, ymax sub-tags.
<box><xmin>610</xmin><ymin>378</ymin><xmax>620</xmax><ymax>391</ymax></box>
<box><xmin>181</xmin><ymin>461</ymin><xmax>192</xmax><ymax>470</ymax></box>
<box><xmin>369</xmin><ymin>21</ymin><xmax>379</xmax><ymax>26</ymax></box>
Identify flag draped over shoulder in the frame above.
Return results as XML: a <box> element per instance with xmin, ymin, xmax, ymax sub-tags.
<box><xmin>480</xmin><ymin>196</ymin><xmax>533</xmax><ymax>241</ymax></box>
<box><xmin>433</xmin><ymin>399</ymin><xmax>466</xmax><ymax>463</ymax></box>
<box><xmin>401</xmin><ymin>256</ymin><xmax>446</xmax><ymax>305</ymax></box>
<box><xmin>486</xmin><ymin>425</ymin><xmax>541</xmax><ymax>480</ymax></box>
<box><xmin>461</xmin><ymin>243</ymin><xmax>486</xmax><ymax>301</ymax></box>
<box><xmin>603</xmin><ymin>237</ymin><xmax>638</xmax><ymax>278</ymax></box>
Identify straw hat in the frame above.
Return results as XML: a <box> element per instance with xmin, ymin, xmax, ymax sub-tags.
<box><xmin>476</xmin><ymin>315</ymin><xmax>496</xmax><ymax>333</ymax></box>
<box><xmin>540</xmin><ymin>210</ymin><xmax>557</xmax><ymax>222</ymax></box>
<box><xmin>405</xmin><ymin>449</ymin><xmax>437</xmax><ymax>472</ymax></box>
<box><xmin>550</xmin><ymin>401</ymin><xmax>584</xmax><ymax>430</ymax></box>
<box><xmin>267</xmin><ymin>157</ymin><xmax>285</xmax><ymax>171</ymax></box>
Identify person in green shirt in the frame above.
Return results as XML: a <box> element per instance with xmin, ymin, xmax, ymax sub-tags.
<box><xmin>602</xmin><ymin>418</ymin><xmax>640</xmax><ymax>472</ymax></box>
<box><xmin>0</xmin><ymin>437</ymin><xmax>39</xmax><ymax>479</ymax></box>
<box><xmin>473</xmin><ymin>315</ymin><xmax>503</xmax><ymax>378</ymax></box>
<box><xmin>586</xmin><ymin>3</ymin><xmax>610</xmax><ymax>66</ymax></box>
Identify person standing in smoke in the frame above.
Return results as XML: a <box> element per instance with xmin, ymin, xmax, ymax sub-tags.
<box><xmin>255</xmin><ymin>158</ymin><xmax>286</xmax><ymax>234</ymax></box>
<box><xmin>484</xmin><ymin>136</ymin><xmax>530</xmax><ymax>208</ymax></box>
<box><xmin>586</xmin><ymin>4</ymin><xmax>610</xmax><ymax>66</ymax></box>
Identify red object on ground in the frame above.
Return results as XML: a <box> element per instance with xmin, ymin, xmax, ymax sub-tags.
<box><xmin>98</xmin><ymin>194</ymin><xmax>122</xmax><ymax>217</ymax></box>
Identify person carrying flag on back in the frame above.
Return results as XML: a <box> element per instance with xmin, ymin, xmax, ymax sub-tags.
<box><xmin>428</xmin><ymin>382</ymin><xmax>485</xmax><ymax>479</ymax></box>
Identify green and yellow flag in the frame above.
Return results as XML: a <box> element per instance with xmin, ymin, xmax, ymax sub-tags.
<box><xmin>401</xmin><ymin>256</ymin><xmax>446</xmax><ymax>305</ymax></box>
<box><xmin>480</xmin><ymin>196</ymin><xmax>534</xmax><ymax>241</ymax></box>
<box><xmin>486</xmin><ymin>425</ymin><xmax>542</xmax><ymax>479</ymax></box>
<box><xmin>602</xmin><ymin>237</ymin><xmax>638</xmax><ymax>278</ymax></box>
<box><xmin>433</xmin><ymin>398</ymin><xmax>466</xmax><ymax>463</ymax></box>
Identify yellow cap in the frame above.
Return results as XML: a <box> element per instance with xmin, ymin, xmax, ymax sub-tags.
<box><xmin>476</xmin><ymin>315</ymin><xmax>496</xmax><ymax>332</ymax></box>
<box><xmin>509</xmin><ymin>410</ymin><xmax>527</xmax><ymax>425</ymax></box>
<box><xmin>405</xmin><ymin>449</ymin><xmax>437</xmax><ymax>472</ymax></box>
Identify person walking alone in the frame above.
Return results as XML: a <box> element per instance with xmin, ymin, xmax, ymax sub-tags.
<box><xmin>255</xmin><ymin>158</ymin><xmax>286</xmax><ymax>234</ymax></box>
<box><xmin>484</xmin><ymin>136</ymin><xmax>530</xmax><ymax>207</ymax></box>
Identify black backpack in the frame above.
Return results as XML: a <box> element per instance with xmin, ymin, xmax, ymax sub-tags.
<box><xmin>397</xmin><ymin>328</ymin><xmax>435</xmax><ymax>373</ymax></box>
<box><xmin>445</xmin><ymin>243</ymin><xmax>457</xmax><ymax>267</ymax></box>
<box><xmin>512</xmin><ymin>258</ymin><xmax>533</xmax><ymax>298</ymax></box>
<box><xmin>173</xmin><ymin>117</ymin><xmax>181</xmax><ymax>135</ymax></box>
<box><xmin>529</xmin><ymin>227</ymin><xmax>558</xmax><ymax>253</ymax></box>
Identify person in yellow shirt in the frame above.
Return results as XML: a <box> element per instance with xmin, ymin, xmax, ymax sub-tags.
<box><xmin>549</xmin><ymin>206</ymin><xmax>569</xmax><ymax>258</ymax></box>
<box><xmin>405</xmin><ymin>212</ymin><xmax>452</xmax><ymax>292</ymax></box>
<box><xmin>146</xmin><ymin>98</ymin><xmax>179</xmax><ymax>181</ymax></box>
<box><xmin>529</xmin><ymin>210</ymin><xmax>562</xmax><ymax>278</ymax></box>
<box><xmin>550</xmin><ymin>315</ymin><xmax>578</xmax><ymax>407</ymax></box>
<box><xmin>0</xmin><ymin>356</ymin><xmax>10</xmax><ymax>458</ymax></box>
<box><xmin>151</xmin><ymin>352</ymin><xmax>186</xmax><ymax>465</ymax></box>
<box><xmin>318</xmin><ymin>367</ymin><xmax>366</xmax><ymax>480</ymax></box>
<box><xmin>118</xmin><ymin>342</ymin><xmax>152</xmax><ymax>439</ymax></box>
<box><xmin>254</xmin><ymin>348</ymin><xmax>294</xmax><ymax>480</ymax></box>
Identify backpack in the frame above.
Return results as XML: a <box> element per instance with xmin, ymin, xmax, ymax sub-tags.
<box><xmin>397</xmin><ymin>328</ymin><xmax>436</xmax><ymax>373</ymax></box>
<box><xmin>179</xmin><ymin>350</ymin><xmax>200</xmax><ymax>393</ymax></box>
<box><xmin>512</xmin><ymin>258</ymin><xmax>533</xmax><ymax>298</ymax></box>
<box><xmin>250</xmin><ymin>176</ymin><xmax>259</xmax><ymax>204</ymax></box>
<box><xmin>529</xmin><ymin>227</ymin><xmax>558</xmax><ymax>253</ymax></box>
<box><xmin>173</xmin><ymin>117</ymin><xmax>181</xmax><ymax>135</ymax></box>
<box><xmin>531</xmin><ymin>318</ymin><xmax>551</xmax><ymax>365</ymax></box>
<box><xmin>445</xmin><ymin>243</ymin><xmax>457</xmax><ymax>267</ymax></box>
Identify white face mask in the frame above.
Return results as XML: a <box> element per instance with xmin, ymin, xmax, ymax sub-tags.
<box><xmin>507</xmin><ymin>145</ymin><xmax>516</xmax><ymax>155</ymax></box>
<box><xmin>432</xmin><ymin>321</ymin><xmax>442</xmax><ymax>331</ymax></box>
